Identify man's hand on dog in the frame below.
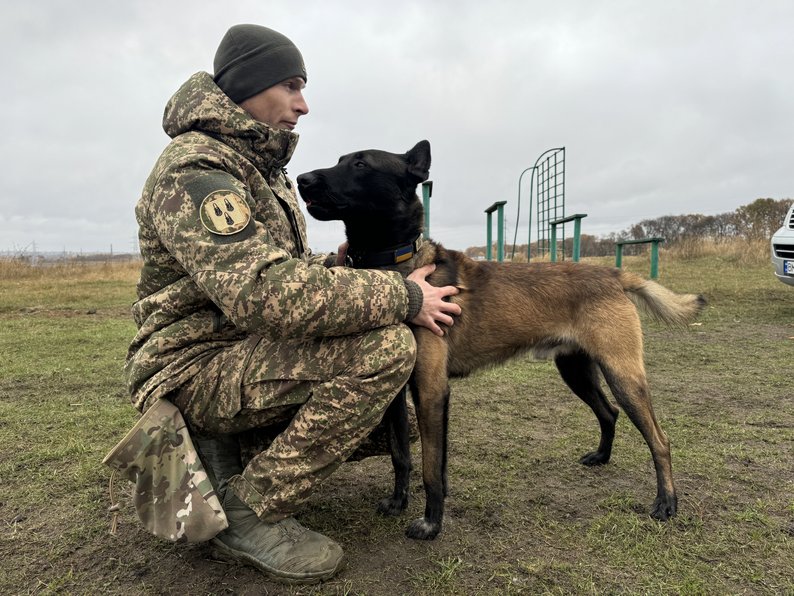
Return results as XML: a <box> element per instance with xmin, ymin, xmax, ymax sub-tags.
<box><xmin>407</xmin><ymin>264</ymin><xmax>461</xmax><ymax>336</ymax></box>
<box><xmin>334</xmin><ymin>242</ymin><xmax>349</xmax><ymax>266</ymax></box>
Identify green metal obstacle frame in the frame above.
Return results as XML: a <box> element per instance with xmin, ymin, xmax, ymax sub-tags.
<box><xmin>489</xmin><ymin>147</ymin><xmax>573</xmax><ymax>263</ymax></box>
<box><xmin>549</xmin><ymin>213</ymin><xmax>588</xmax><ymax>262</ymax></box>
<box><xmin>485</xmin><ymin>201</ymin><xmax>507</xmax><ymax>261</ymax></box>
<box><xmin>615</xmin><ymin>237</ymin><xmax>665</xmax><ymax>279</ymax></box>
<box><xmin>479</xmin><ymin>148</ymin><xmax>664</xmax><ymax>274</ymax></box>
<box><xmin>528</xmin><ymin>148</ymin><xmax>566</xmax><ymax>261</ymax></box>
<box><xmin>509</xmin><ymin>147</ymin><xmax>580</xmax><ymax>262</ymax></box>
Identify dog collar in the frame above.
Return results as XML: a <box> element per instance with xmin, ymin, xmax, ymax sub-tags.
<box><xmin>348</xmin><ymin>236</ymin><xmax>423</xmax><ymax>268</ymax></box>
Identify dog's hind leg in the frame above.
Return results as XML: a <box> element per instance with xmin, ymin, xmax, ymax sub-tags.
<box><xmin>599</xmin><ymin>354</ymin><xmax>677</xmax><ymax>521</ymax></box>
<box><xmin>377</xmin><ymin>386</ymin><xmax>412</xmax><ymax>516</ymax></box>
<box><xmin>555</xmin><ymin>351</ymin><xmax>619</xmax><ymax>466</ymax></box>
<box><xmin>405</xmin><ymin>332</ymin><xmax>450</xmax><ymax>540</ymax></box>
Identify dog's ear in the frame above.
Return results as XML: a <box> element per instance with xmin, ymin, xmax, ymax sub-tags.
<box><xmin>406</xmin><ymin>140</ymin><xmax>431</xmax><ymax>182</ymax></box>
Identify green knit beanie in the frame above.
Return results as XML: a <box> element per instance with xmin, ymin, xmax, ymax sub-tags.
<box><xmin>213</xmin><ymin>24</ymin><xmax>307</xmax><ymax>104</ymax></box>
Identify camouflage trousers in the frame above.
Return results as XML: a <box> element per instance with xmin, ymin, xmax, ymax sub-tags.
<box><xmin>172</xmin><ymin>324</ymin><xmax>416</xmax><ymax>523</ymax></box>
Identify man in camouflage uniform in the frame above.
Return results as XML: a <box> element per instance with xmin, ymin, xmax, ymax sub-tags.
<box><xmin>126</xmin><ymin>24</ymin><xmax>461</xmax><ymax>583</ymax></box>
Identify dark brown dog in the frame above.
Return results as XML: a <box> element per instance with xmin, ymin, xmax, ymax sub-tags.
<box><xmin>297</xmin><ymin>141</ymin><xmax>706</xmax><ymax>540</ymax></box>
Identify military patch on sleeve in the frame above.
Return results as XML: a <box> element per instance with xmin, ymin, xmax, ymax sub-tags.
<box><xmin>199</xmin><ymin>191</ymin><xmax>252</xmax><ymax>235</ymax></box>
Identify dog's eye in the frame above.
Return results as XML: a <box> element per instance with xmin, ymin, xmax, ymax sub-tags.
<box><xmin>354</xmin><ymin>161</ymin><xmax>367</xmax><ymax>168</ymax></box>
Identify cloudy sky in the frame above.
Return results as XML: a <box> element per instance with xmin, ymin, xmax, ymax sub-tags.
<box><xmin>2</xmin><ymin>1</ymin><xmax>792</xmax><ymax>255</ymax></box>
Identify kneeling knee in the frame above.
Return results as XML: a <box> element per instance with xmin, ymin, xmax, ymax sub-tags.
<box><xmin>384</xmin><ymin>323</ymin><xmax>417</xmax><ymax>375</ymax></box>
<box><xmin>358</xmin><ymin>324</ymin><xmax>416</xmax><ymax>385</ymax></box>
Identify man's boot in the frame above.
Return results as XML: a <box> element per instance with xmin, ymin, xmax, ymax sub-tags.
<box><xmin>194</xmin><ymin>435</ymin><xmax>344</xmax><ymax>584</ymax></box>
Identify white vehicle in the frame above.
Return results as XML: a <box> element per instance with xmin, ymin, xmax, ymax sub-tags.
<box><xmin>771</xmin><ymin>203</ymin><xmax>794</xmax><ymax>286</ymax></box>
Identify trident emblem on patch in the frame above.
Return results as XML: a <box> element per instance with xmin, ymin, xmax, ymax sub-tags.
<box><xmin>199</xmin><ymin>191</ymin><xmax>252</xmax><ymax>235</ymax></box>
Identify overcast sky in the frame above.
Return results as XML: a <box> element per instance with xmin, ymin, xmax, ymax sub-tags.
<box><xmin>2</xmin><ymin>1</ymin><xmax>792</xmax><ymax>255</ymax></box>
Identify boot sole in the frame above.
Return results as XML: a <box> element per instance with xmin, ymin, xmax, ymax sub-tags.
<box><xmin>210</xmin><ymin>538</ymin><xmax>345</xmax><ymax>585</ymax></box>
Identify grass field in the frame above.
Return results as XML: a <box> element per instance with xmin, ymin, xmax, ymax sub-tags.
<box><xmin>0</xmin><ymin>249</ymin><xmax>792</xmax><ymax>595</ymax></box>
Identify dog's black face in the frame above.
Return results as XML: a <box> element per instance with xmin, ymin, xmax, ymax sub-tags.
<box><xmin>297</xmin><ymin>140</ymin><xmax>431</xmax><ymax>225</ymax></box>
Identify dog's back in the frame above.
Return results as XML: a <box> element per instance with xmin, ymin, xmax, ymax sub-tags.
<box><xmin>416</xmin><ymin>245</ymin><xmax>704</xmax><ymax>378</ymax></box>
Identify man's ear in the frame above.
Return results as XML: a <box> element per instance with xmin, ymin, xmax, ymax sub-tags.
<box><xmin>405</xmin><ymin>140</ymin><xmax>431</xmax><ymax>182</ymax></box>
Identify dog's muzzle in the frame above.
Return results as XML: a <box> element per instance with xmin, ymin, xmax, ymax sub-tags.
<box><xmin>296</xmin><ymin>172</ymin><xmax>320</xmax><ymax>199</ymax></box>
<box><xmin>296</xmin><ymin>172</ymin><xmax>343</xmax><ymax>220</ymax></box>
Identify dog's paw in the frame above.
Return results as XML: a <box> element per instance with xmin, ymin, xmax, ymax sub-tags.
<box><xmin>405</xmin><ymin>517</ymin><xmax>441</xmax><ymax>540</ymax></box>
<box><xmin>377</xmin><ymin>496</ymin><xmax>407</xmax><ymax>516</ymax></box>
<box><xmin>579</xmin><ymin>450</ymin><xmax>610</xmax><ymax>466</ymax></box>
<box><xmin>650</xmin><ymin>494</ymin><xmax>677</xmax><ymax>521</ymax></box>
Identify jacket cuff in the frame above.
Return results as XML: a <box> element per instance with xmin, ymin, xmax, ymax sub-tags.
<box><xmin>404</xmin><ymin>279</ymin><xmax>423</xmax><ymax>322</ymax></box>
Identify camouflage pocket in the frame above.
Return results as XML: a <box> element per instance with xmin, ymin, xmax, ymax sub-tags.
<box><xmin>102</xmin><ymin>399</ymin><xmax>228</xmax><ymax>543</ymax></box>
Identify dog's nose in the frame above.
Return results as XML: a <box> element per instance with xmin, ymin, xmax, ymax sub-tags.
<box><xmin>296</xmin><ymin>172</ymin><xmax>316</xmax><ymax>188</ymax></box>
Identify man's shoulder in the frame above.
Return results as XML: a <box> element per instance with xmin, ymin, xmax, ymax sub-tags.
<box><xmin>152</xmin><ymin>131</ymin><xmax>246</xmax><ymax>181</ymax></box>
<box><xmin>166</xmin><ymin>131</ymin><xmax>235</xmax><ymax>161</ymax></box>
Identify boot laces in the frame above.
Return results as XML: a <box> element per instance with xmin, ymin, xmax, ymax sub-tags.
<box><xmin>277</xmin><ymin>517</ymin><xmax>308</xmax><ymax>541</ymax></box>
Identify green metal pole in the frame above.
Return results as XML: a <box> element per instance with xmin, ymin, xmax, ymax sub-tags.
<box><xmin>572</xmin><ymin>217</ymin><xmax>582</xmax><ymax>262</ymax></box>
<box><xmin>485</xmin><ymin>201</ymin><xmax>507</xmax><ymax>262</ymax></box>
<box><xmin>486</xmin><ymin>211</ymin><xmax>493</xmax><ymax>261</ymax></box>
<box><xmin>517</xmin><ymin>167</ymin><xmax>533</xmax><ymax>262</ymax></box>
<box><xmin>421</xmin><ymin>181</ymin><xmax>433</xmax><ymax>239</ymax></box>
<box><xmin>550</xmin><ymin>224</ymin><xmax>557</xmax><ymax>262</ymax></box>
<box><xmin>616</xmin><ymin>244</ymin><xmax>623</xmax><ymax>268</ymax></box>
<box><xmin>496</xmin><ymin>203</ymin><xmax>505</xmax><ymax>262</ymax></box>
<box><xmin>650</xmin><ymin>240</ymin><xmax>659</xmax><ymax>279</ymax></box>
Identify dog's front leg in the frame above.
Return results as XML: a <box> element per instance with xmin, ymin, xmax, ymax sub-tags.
<box><xmin>377</xmin><ymin>386</ymin><xmax>412</xmax><ymax>516</ymax></box>
<box><xmin>405</xmin><ymin>332</ymin><xmax>450</xmax><ymax>540</ymax></box>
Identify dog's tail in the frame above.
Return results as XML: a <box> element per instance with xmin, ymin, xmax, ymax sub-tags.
<box><xmin>619</xmin><ymin>270</ymin><xmax>707</xmax><ymax>326</ymax></box>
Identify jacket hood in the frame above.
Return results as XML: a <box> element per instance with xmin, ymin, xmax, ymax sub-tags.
<box><xmin>162</xmin><ymin>71</ymin><xmax>298</xmax><ymax>174</ymax></box>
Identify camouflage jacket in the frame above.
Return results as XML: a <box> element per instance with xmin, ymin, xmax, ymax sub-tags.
<box><xmin>126</xmin><ymin>72</ymin><xmax>410</xmax><ymax>413</ymax></box>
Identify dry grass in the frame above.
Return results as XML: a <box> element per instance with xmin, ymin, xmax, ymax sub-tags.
<box><xmin>0</xmin><ymin>259</ymin><xmax>141</xmax><ymax>314</ymax></box>
<box><xmin>665</xmin><ymin>237</ymin><xmax>770</xmax><ymax>264</ymax></box>
<box><xmin>0</xmin><ymin>258</ymin><xmax>141</xmax><ymax>282</ymax></box>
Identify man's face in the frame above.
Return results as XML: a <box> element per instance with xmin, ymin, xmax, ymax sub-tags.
<box><xmin>239</xmin><ymin>77</ymin><xmax>309</xmax><ymax>130</ymax></box>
